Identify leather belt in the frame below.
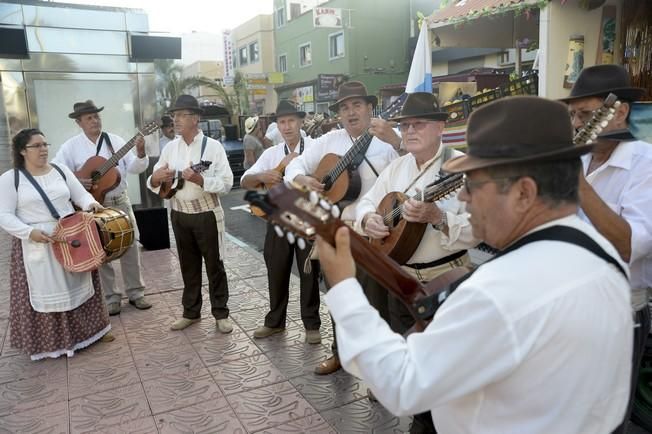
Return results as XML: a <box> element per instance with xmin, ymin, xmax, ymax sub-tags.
<box><xmin>404</xmin><ymin>250</ymin><xmax>467</xmax><ymax>270</ymax></box>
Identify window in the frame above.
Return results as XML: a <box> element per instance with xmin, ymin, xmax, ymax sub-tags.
<box><xmin>239</xmin><ymin>46</ymin><xmax>248</xmax><ymax>66</ymax></box>
<box><xmin>276</xmin><ymin>7</ymin><xmax>286</xmax><ymax>28</ymax></box>
<box><xmin>249</xmin><ymin>42</ymin><xmax>259</xmax><ymax>63</ymax></box>
<box><xmin>278</xmin><ymin>54</ymin><xmax>287</xmax><ymax>73</ymax></box>
<box><xmin>329</xmin><ymin>32</ymin><xmax>344</xmax><ymax>59</ymax></box>
<box><xmin>299</xmin><ymin>43</ymin><xmax>311</xmax><ymax>67</ymax></box>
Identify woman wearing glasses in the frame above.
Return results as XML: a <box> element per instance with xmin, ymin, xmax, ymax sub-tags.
<box><xmin>0</xmin><ymin>128</ymin><xmax>112</xmax><ymax>361</ymax></box>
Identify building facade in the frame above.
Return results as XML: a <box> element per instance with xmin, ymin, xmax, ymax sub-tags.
<box><xmin>272</xmin><ymin>0</ymin><xmax>412</xmax><ymax>113</ymax></box>
<box><xmin>231</xmin><ymin>14</ymin><xmax>277</xmax><ymax>114</ymax></box>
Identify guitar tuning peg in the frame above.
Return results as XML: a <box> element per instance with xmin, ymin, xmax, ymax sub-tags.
<box><xmin>274</xmin><ymin>225</ymin><xmax>284</xmax><ymax>238</ymax></box>
<box><xmin>585</xmin><ymin>139</ymin><xmax>593</xmax><ymax>144</ymax></box>
<box><xmin>331</xmin><ymin>205</ymin><xmax>341</xmax><ymax>218</ymax></box>
<box><xmin>286</xmin><ymin>232</ymin><xmax>296</xmax><ymax>244</ymax></box>
<box><xmin>606</xmin><ymin>114</ymin><xmax>614</xmax><ymax>121</ymax></box>
<box><xmin>590</xmin><ymin>133</ymin><xmax>598</xmax><ymax>140</ymax></box>
<box><xmin>297</xmin><ymin>237</ymin><xmax>306</xmax><ymax>250</ymax></box>
<box><xmin>600</xmin><ymin>120</ymin><xmax>609</xmax><ymax>128</ymax></box>
<box><xmin>614</xmin><ymin>101</ymin><xmax>622</xmax><ymax>108</ymax></box>
<box><xmin>319</xmin><ymin>199</ymin><xmax>331</xmax><ymax>211</ymax></box>
<box><xmin>309</xmin><ymin>191</ymin><xmax>319</xmax><ymax>205</ymax></box>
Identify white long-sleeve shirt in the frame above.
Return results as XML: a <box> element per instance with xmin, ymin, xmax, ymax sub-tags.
<box><xmin>242</xmin><ymin>139</ymin><xmax>313</xmax><ymax>177</ymax></box>
<box><xmin>147</xmin><ymin>131</ymin><xmax>232</xmax><ymax>206</ymax></box>
<box><xmin>53</xmin><ymin>131</ymin><xmax>148</xmax><ymax>201</ymax></box>
<box><xmin>326</xmin><ymin>215</ymin><xmax>632</xmax><ymax>434</ymax></box>
<box><xmin>579</xmin><ymin>139</ymin><xmax>652</xmax><ymax>310</ymax></box>
<box><xmin>355</xmin><ymin>147</ymin><xmax>477</xmax><ymax>264</ymax></box>
<box><xmin>284</xmin><ymin>129</ymin><xmax>398</xmax><ymax>221</ymax></box>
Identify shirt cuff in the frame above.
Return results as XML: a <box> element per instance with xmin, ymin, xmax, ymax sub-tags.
<box><xmin>324</xmin><ymin>277</ymin><xmax>369</xmax><ymax>323</ymax></box>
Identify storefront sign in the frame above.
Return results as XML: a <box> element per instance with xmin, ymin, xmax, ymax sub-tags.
<box><xmin>317</xmin><ymin>74</ymin><xmax>345</xmax><ymax>101</ymax></box>
<box><xmin>313</xmin><ymin>7</ymin><xmax>342</xmax><ymax>28</ymax></box>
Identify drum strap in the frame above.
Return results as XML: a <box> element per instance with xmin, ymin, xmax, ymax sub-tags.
<box><xmin>17</xmin><ymin>164</ymin><xmax>67</xmax><ymax>220</ymax></box>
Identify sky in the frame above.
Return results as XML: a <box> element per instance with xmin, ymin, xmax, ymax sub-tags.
<box><xmin>53</xmin><ymin>0</ymin><xmax>274</xmax><ymax>35</ymax></box>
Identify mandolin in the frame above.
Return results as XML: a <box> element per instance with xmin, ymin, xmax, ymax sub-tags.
<box><xmin>370</xmin><ymin>173</ymin><xmax>463</xmax><ymax>264</ymax></box>
<box><xmin>245</xmin><ymin>184</ymin><xmax>471</xmax><ymax>331</ymax></box>
<box><xmin>312</xmin><ymin>94</ymin><xmax>406</xmax><ymax>204</ymax></box>
<box><xmin>159</xmin><ymin>160</ymin><xmax>212</xmax><ymax>199</ymax></box>
<box><xmin>75</xmin><ymin>121</ymin><xmax>159</xmax><ymax>203</ymax></box>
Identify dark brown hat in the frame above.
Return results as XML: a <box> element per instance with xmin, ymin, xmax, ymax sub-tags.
<box><xmin>168</xmin><ymin>94</ymin><xmax>204</xmax><ymax>114</ymax></box>
<box><xmin>272</xmin><ymin>100</ymin><xmax>306</xmax><ymax>121</ymax></box>
<box><xmin>559</xmin><ymin>64</ymin><xmax>646</xmax><ymax>103</ymax></box>
<box><xmin>160</xmin><ymin>115</ymin><xmax>174</xmax><ymax>127</ymax></box>
<box><xmin>389</xmin><ymin>92</ymin><xmax>448</xmax><ymax>122</ymax></box>
<box><xmin>443</xmin><ymin>96</ymin><xmax>592</xmax><ymax>173</ymax></box>
<box><xmin>68</xmin><ymin>100</ymin><xmax>104</xmax><ymax>119</ymax></box>
<box><xmin>329</xmin><ymin>81</ymin><xmax>378</xmax><ymax>111</ymax></box>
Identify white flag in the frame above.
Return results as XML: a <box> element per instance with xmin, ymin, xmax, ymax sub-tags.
<box><xmin>405</xmin><ymin>21</ymin><xmax>432</xmax><ymax>93</ymax></box>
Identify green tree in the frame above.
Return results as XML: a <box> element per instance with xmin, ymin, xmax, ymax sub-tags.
<box><xmin>193</xmin><ymin>70</ymin><xmax>251</xmax><ymax>121</ymax></box>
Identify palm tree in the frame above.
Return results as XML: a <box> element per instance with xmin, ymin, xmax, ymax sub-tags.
<box><xmin>193</xmin><ymin>70</ymin><xmax>251</xmax><ymax>120</ymax></box>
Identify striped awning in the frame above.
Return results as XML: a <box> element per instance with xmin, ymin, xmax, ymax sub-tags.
<box><xmin>429</xmin><ymin>0</ymin><xmax>529</xmax><ymax>26</ymax></box>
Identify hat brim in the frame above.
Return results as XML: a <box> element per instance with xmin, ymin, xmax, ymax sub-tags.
<box><xmin>559</xmin><ymin>87</ymin><xmax>646</xmax><ymax>103</ymax></box>
<box><xmin>329</xmin><ymin>95</ymin><xmax>378</xmax><ymax>112</ymax></box>
<box><xmin>442</xmin><ymin>144</ymin><xmax>594</xmax><ymax>173</ymax></box>
<box><xmin>168</xmin><ymin>106</ymin><xmax>204</xmax><ymax>114</ymax></box>
<box><xmin>272</xmin><ymin>111</ymin><xmax>306</xmax><ymax>122</ymax></box>
<box><xmin>597</xmin><ymin>128</ymin><xmax>635</xmax><ymax>141</ymax></box>
<box><xmin>388</xmin><ymin>112</ymin><xmax>449</xmax><ymax>122</ymax></box>
<box><xmin>68</xmin><ymin>106</ymin><xmax>104</xmax><ymax>119</ymax></box>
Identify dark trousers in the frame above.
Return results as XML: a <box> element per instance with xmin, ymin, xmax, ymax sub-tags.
<box><xmin>171</xmin><ymin>209</ymin><xmax>229</xmax><ymax>320</ymax></box>
<box><xmin>263</xmin><ymin>223</ymin><xmax>321</xmax><ymax>330</ymax></box>
<box><xmin>613</xmin><ymin>305</ymin><xmax>651</xmax><ymax>434</ymax></box>
<box><xmin>328</xmin><ymin>267</ymin><xmax>390</xmax><ymax>356</ymax></box>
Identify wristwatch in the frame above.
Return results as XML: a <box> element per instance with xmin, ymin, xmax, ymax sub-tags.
<box><xmin>432</xmin><ymin>212</ymin><xmax>447</xmax><ymax>231</ymax></box>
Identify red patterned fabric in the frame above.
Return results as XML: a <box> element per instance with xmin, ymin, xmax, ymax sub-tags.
<box><xmin>52</xmin><ymin>212</ymin><xmax>106</xmax><ymax>272</ymax></box>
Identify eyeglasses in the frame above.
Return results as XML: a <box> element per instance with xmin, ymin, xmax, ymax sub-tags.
<box><xmin>172</xmin><ymin>112</ymin><xmax>196</xmax><ymax>119</ymax></box>
<box><xmin>398</xmin><ymin>121</ymin><xmax>432</xmax><ymax>133</ymax></box>
<box><xmin>25</xmin><ymin>143</ymin><xmax>50</xmax><ymax>150</ymax></box>
<box><xmin>463</xmin><ymin>176</ymin><xmax>518</xmax><ymax>195</ymax></box>
<box><xmin>569</xmin><ymin>109</ymin><xmax>597</xmax><ymax>124</ymax></box>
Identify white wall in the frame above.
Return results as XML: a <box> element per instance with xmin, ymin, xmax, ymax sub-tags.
<box><xmin>538</xmin><ymin>0</ymin><xmax>622</xmax><ymax>98</ymax></box>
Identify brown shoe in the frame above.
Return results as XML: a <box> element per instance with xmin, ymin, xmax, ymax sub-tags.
<box><xmin>253</xmin><ymin>326</ymin><xmax>285</xmax><ymax>339</ymax></box>
<box><xmin>100</xmin><ymin>332</ymin><xmax>115</xmax><ymax>343</ymax></box>
<box><xmin>314</xmin><ymin>355</ymin><xmax>341</xmax><ymax>375</ymax></box>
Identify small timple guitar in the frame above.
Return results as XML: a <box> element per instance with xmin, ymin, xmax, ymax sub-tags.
<box><xmin>245</xmin><ymin>184</ymin><xmax>471</xmax><ymax>331</ymax></box>
<box><xmin>75</xmin><ymin>121</ymin><xmax>159</xmax><ymax>203</ymax></box>
<box><xmin>371</xmin><ymin>173</ymin><xmax>463</xmax><ymax>264</ymax></box>
<box><xmin>159</xmin><ymin>160</ymin><xmax>212</xmax><ymax>199</ymax></box>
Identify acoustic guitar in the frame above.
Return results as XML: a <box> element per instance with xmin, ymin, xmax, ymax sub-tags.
<box><xmin>249</xmin><ymin>159</ymin><xmax>290</xmax><ymax>218</ymax></box>
<box><xmin>312</xmin><ymin>94</ymin><xmax>406</xmax><ymax>204</ymax></box>
<box><xmin>159</xmin><ymin>160</ymin><xmax>212</xmax><ymax>199</ymax></box>
<box><xmin>245</xmin><ymin>184</ymin><xmax>471</xmax><ymax>331</ymax></box>
<box><xmin>75</xmin><ymin>121</ymin><xmax>159</xmax><ymax>203</ymax></box>
<box><xmin>370</xmin><ymin>173</ymin><xmax>463</xmax><ymax>264</ymax></box>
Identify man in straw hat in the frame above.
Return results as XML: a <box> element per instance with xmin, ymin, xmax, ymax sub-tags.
<box><xmin>285</xmin><ymin>80</ymin><xmax>400</xmax><ymax>375</ymax></box>
<box><xmin>54</xmin><ymin>100</ymin><xmax>152</xmax><ymax>316</ymax></box>
<box><xmin>355</xmin><ymin>92</ymin><xmax>478</xmax><ymax>432</ymax></box>
<box><xmin>562</xmin><ymin>63</ymin><xmax>652</xmax><ymax>433</ymax></box>
<box><xmin>243</xmin><ymin>116</ymin><xmax>266</xmax><ymax>170</ymax></box>
<box><xmin>241</xmin><ymin>100</ymin><xmax>322</xmax><ymax>345</ymax></box>
<box><xmin>317</xmin><ymin>96</ymin><xmax>633</xmax><ymax>433</ymax></box>
<box><xmin>148</xmin><ymin>95</ymin><xmax>234</xmax><ymax>333</ymax></box>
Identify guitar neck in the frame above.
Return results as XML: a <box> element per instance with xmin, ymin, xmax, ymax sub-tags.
<box><xmin>98</xmin><ymin>132</ymin><xmax>143</xmax><ymax>176</ymax></box>
<box><xmin>326</xmin><ymin>131</ymin><xmax>373</xmax><ymax>181</ymax></box>
<box><xmin>323</xmin><ymin>219</ymin><xmax>426</xmax><ymax>304</ymax></box>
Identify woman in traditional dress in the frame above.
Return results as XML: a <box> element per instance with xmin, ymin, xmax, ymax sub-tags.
<box><xmin>0</xmin><ymin>128</ymin><xmax>113</xmax><ymax>360</ymax></box>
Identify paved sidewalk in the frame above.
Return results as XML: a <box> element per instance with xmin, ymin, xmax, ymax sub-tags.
<box><xmin>0</xmin><ymin>230</ymin><xmax>411</xmax><ymax>433</ymax></box>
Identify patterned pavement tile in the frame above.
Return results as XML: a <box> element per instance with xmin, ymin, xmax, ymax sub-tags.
<box><xmin>208</xmin><ymin>353</ymin><xmax>286</xmax><ymax>395</ymax></box>
<box><xmin>125</xmin><ymin>320</ymin><xmax>192</xmax><ymax>356</ymax></box>
<box><xmin>227</xmin><ymin>380</ymin><xmax>317</xmax><ymax>432</ymax></box>
<box><xmin>155</xmin><ymin>397</ymin><xmax>246</xmax><ymax>434</ymax></box>
<box><xmin>0</xmin><ymin>400</ymin><xmax>68</xmax><ymax>433</ymax></box>
<box><xmin>133</xmin><ymin>344</ymin><xmax>204</xmax><ymax>381</ymax></box>
<box><xmin>320</xmin><ymin>398</ymin><xmax>412</xmax><ymax>433</ymax></box>
<box><xmin>228</xmin><ymin>290</ymin><xmax>270</xmax><ymax>311</ymax></box>
<box><xmin>251</xmin><ymin>321</ymin><xmax>313</xmax><ymax>353</ymax></box>
<box><xmin>142</xmin><ymin>368</ymin><xmax>223</xmax><ymax>415</ymax></box>
<box><xmin>86</xmin><ymin>416</ymin><xmax>159</xmax><ymax>434</ymax></box>
<box><xmin>0</xmin><ymin>367</ymin><xmax>67</xmax><ymax>416</ymax></box>
<box><xmin>68</xmin><ymin>353</ymin><xmax>141</xmax><ymax>399</ymax></box>
<box><xmin>0</xmin><ymin>354</ymin><xmax>66</xmax><ymax>385</ymax></box>
<box><xmin>69</xmin><ymin>383</ymin><xmax>151</xmax><ymax>434</ymax></box>
<box><xmin>192</xmin><ymin>331</ymin><xmax>261</xmax><ymax>366</ymax></box>
<box><xmin>182</xmin><ymin>315</ymin><xmax>244</xmax><ymax>343</ymax></box>
<box><xmin>289</xmin><ymin>371</ymin><xmax>367</xmax><ymax>411</ymax></box>
<box><xmin>257</xmin><ymin>413</ymin><xmax>337</xmax><ymax>433</ymax></box>
<box><xmin>229</xmin><ymin>306</ymin><xmax>269</xmax><ymax>332</ymax></box>
<box><xmin>265</xmin><ymin>344</ymin><xmax>332</xmax><ymax>379</ymax></box>
<box><xmin>67</xmin><ymin>332</ymin><xmax>133</xmax><ymax>368</ymax></box>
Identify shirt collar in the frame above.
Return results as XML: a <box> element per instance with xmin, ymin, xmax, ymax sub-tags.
<box><xmin>583</xmin><ymin>140</ymin><xmax>637</xmax><ymax>172</ymax></box>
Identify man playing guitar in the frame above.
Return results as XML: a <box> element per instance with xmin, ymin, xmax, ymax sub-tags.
<box><xmin>241</xmin><ymin>100</ymin><xmax>322</xmax><ymax>345</ymax></box>
<box><xmin>148</xmin><ymin>95</ymin><xmax>234</xmax><ymax>334</ymax></box>
<box><xmin>53</xmin><ymin>100</ymin><xmax>151</xmax><ymax>315</ymax></box>
<box><xmin>285</xmin><ymin>80</ymin><xmax>400</xmax><ymax>375</ymax></box>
